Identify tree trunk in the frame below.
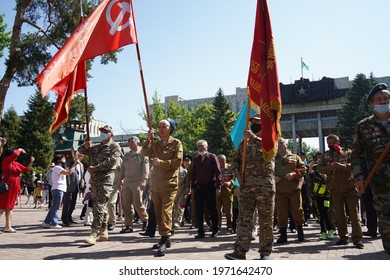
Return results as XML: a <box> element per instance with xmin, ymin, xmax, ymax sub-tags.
<box><xmin>0</xmin><ymin>0</ymin><xmax>31</xmax><ymax>123</ymax></box>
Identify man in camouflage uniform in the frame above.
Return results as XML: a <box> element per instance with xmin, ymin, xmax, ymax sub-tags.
<box><xmin>225</xmin><ymin>114</ymin><xmax>275</xmax><ymax>260</ymax></box>
<box><xmin>352</xmin><ymin>83</ymin><xmax>390</xmax><ymax>255</ymax></box>
<box><xmin>78</xmin><ymin>125</ymin><xmax>122</xmax><ymax>245</ymax></box>
<box><xmin>317</xmin><ymin>134</ymin><xmax>364</xmax><ymax>249</ymax></box>
<box><xmin>274</xmin><ymin>137</ymin><xmax>306</xmax><ymax>243</ymax></box>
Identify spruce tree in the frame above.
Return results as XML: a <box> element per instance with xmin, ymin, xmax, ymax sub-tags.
<box><xmin>19</xmin><ymin>91</ymin><xmax>54</xmax><ymax>170</ymax></box>
<box><xmin>204</xmin><ymin>88</ymin><xmax>236</xmax><ymax>159</ymax></box>
<box><xmin>0</xmin><ymin>106</ymin><xmax>21</xmax><ymax>149</ymax></box>
<box><xmin>337</xmin><ymin>73</ymin><xmax>375</xmax><ymax>148</ymax></box>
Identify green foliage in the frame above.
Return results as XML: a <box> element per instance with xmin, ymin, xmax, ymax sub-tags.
<box><xmin>176</xmin><ymin>104</ymin><xmax>212</xmax><ymax>155</ymax></box>
<box><xmin>0</xmin><ymin>106</ymin><xmax>21</xmax><ymax>148</ymax></box>
<box><xmin>149</xmin><ymin>91</ymin><xmax>166</xmax><ymax>128</ymax></box>
<box><xmin>18</xmin><ymin>91</ymin><xmax>54</xmax><ymax>169</ymax></box>
<box><xmin>337</xmin><ymin>73</ymin><xmax>375</xmax><ymax>148</ymax></box>
<box><xmin>140</xmin><ymin>91</ymin><xmax>213</xmax><ymax>155</ymax></box>
<box><xmin>204</xmin><ymin>88</ymin><xmax>236</xmax><ymax>160</ymax></box>
<box><xmin>68</xmin><ymin>94</ymin><xmax>95</xmax><ymax>123</ymax></box>
<box><xmin>288</xmin><ymin>140</ymin><xmax>319</xmax><ymax>162</ymax></box>
<box><xmin>0</xmin><ymin>14</ymin><xmax>11</xmax><ymax>58</ymax></box>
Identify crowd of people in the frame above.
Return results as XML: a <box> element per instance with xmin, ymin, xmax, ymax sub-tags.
<box><xmin>0</xmin><ymin>83</ymin><xmax>389</xmax><ymax>259</ymax></box>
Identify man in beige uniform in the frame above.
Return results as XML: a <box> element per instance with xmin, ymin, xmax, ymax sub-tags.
<box><xmin>274</xmin><ymin>137</ymin><xmax>306</xmax><ymax>244</ymax></box>
<box><xmin>116</xmin><ymin>136</ymin><xmax>149</xmax><ymax>233</ymax></box>
<box><xmin>318</xmin><ymin>134</ymin><xmax>363</xmax><ymax>249</ymax></box>
<box><xmin>141</xmin><ymin>119</ymin><xmax>183</xmax><ymax>257</ymax></box>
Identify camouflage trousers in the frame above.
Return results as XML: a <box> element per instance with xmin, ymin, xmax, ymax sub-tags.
<box><xmin>234</xmin><ymin>184</ymin><xmax>275</xmax><ymax>256</ymax></box>
<box><xmin>91</xmin><ymin>183</ymin><xmax>113</xmax><ymax>230</ymax></box>
<box><xmin>371</xmin><ymin>164</ymin><xmax>390</xmax><ymax>254</ymax></box>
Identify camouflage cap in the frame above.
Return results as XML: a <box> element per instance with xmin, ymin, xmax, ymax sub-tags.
<box><xmin>249</xmin><ymin>113</ymin><xmax>261</xmax><ymax>121</ymax></box>
<box><xmin>367</xmin><ymin>83</ymin><xmax>388</xmax><ymax>104</ymax></box>
<box><xmin>99</xmin><ymin>125</ymin><xmax>114</xmax><ymax>135</ymax></box>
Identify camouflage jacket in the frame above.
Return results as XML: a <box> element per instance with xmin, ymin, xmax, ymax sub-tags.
<box><xmin>78</xmin><ymin>138</ymin><xmax>122</xmax><ymax>184</ymax></box>
<box><xmin>275</xmin><ymin>150</ymin><xmax>306</xmax><ymax>193</ymax></box>
<box><xmin>229</xmin><ymin>137</ymin><xmax>275</xmax><ymax>187</ymax></box>
<box><xmin>317</xmin><ymin>147</ymin><xmax>354</xmax><ymax>193</ymax></box>
<box><xmin>352</xmin><ymin>115</ymin><xmax>390</xmax><ymax>179</ymax></box>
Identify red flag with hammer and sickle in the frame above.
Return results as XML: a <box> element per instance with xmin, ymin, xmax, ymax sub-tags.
<box><xmin>36</xmin><ymin>0</ymin><xmax>138</xmax><ymax>98</ymax></box>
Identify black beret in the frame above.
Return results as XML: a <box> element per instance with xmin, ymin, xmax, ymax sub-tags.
<box><xmin>367</xmin><ymin>83</ymin><xmax>388</xmax><ymax>104</ymax></box>
<box><xmin>183</xmin><ymin>153</ymin><xmax>193</xmax><ymax>161</ymax></box>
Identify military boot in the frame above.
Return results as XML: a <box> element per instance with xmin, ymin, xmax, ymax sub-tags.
<box><xmin>276</xmin><ymin>227</ymin><xmax>287</xmax><ymax>244</ymax></box>
<box><xmin>155</xmin><ymin>236</ymin><xmax>170</xmax><ymax>257</ymax></box>
<box><xmin>297</xmin><ymin>225</ymin><xmax>304</xmax><ymax>242</ymax></box>
<box><xmin>96</xmin><ymin>227</ymin><xmax>109</xmax><ymax>242</ymax></box>
<box><xmin>84</xmin><ymin>229</ymin><xmax>99</xmax><ymax>245</ymax></box>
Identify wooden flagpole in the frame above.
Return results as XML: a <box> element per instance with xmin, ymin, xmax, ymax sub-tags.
<box><xmin>131</xmin><ymin>0</ymin><xmax>156</xmax><ymax>156</ymax></box>
<box><xmin>83</xmin><ymin>87</ymin><xmax>92</xmax><ymax>166</ymax></box>
<box><xmin>364</xmin><ymin>140</ymin><xmax>390</xmax><ymax>189</ymax></box>
<box><xmin>79</xmin><ymin>3</ymin><xmax>92</xmax><ymax>166</ymax></box>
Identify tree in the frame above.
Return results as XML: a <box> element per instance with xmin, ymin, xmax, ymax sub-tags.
<box><xmin>0</xmin><ymin>0</ymin><xmax>121</xmax><ymax>122</ymax></box>
<box><xmin>140</xmin><ymin>91</ymin><xmax>212</xmax><ymax>155</ymax></box>
<box><xmin>0</xmin><ymin>14</ymin><xmax>11</xmax><ymax>58</ymax></box>
<box><xmin>204</xmin><ymin>88</ymin><xmax>236</xmax><ymax>160</ymax></box>
<box><xmin>0</xmin><ymin>106</ymin><xmax>21</xmax><ymax>149</ymax></box>
<box><xmin>287</xmin><ymin>140</ymin><xmax>319</xmax><ymax>162</ymax></box>
<box><xmin>337</xmin><ymin>73</ymin><xmax>375</xmax><ymax>148</ymax></box>
<box><xmin>68</xmin><ymin>94</ymin><xmax>95</xmax><ymax>124</ymax></box>
<box><xmin>176</xmin><ymin>104</ymin><xmax>212</xmax><ymax>155</ymax></box>
<box><xmin>18</xmin><ymin>91</ymin><xmax>54</xmax><ymax>172</ymax></box>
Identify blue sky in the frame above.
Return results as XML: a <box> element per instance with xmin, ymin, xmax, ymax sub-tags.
<box><xmin>1</xmin><ymin>0</ymin><xmax>389</xmax><ymax>147</ymax></box>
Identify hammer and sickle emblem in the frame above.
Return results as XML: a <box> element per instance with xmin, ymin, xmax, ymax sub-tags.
<box><xmin>106</xmin><ymin>0</ymin><xmax>133</xmax><ymax>36</ymax></box>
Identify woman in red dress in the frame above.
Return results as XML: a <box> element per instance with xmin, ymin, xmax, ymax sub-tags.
<box><xmin>0</xmin><ymin>148</ymin><xmax>35</xmax><ymax>233</ymax></box>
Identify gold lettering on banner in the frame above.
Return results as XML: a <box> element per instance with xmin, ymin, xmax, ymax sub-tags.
<box><xmin>42</xmin><ymin>17</ymin><xmax>96</xmax><ymax>79</ymax></box>
<box><xmin>249</xmin><ymin>77</ymin><xmax>261</xmax><ymax>92</ymax></box>
<box><xmin>250</xmin><ymin>60</ymin><xmax>260</xmax><ymax>74</ymax></box>
<box><xmin>260</xmin><ymin>99</ymin><xmax>275</xmax><ymax>122</ymax></box>
<box><xmin>267</xmin><ymin>39</ymin><xmax>276</xmax><ymax>70</ymax></box>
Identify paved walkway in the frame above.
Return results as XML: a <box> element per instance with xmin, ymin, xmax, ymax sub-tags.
<box><xmin>0</xmin><ymin>196</ymin><xmax>389</xmax><ymax>261</ymax></box>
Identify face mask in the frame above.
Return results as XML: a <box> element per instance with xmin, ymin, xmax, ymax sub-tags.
<box><xmin>198</xmin><ymin>150</ymin><xmax>208</xmax><ymax>156</ymax></box>
<box><xmin>250</xmin><ymin>123</ymin><xmax>261</xmax><ymax>133</ymax></box>
<box><xmin>328</xmin><ymin>145</ymin><xmax>335</xmax><ymax>152</ymax></box>
<box><xmin>99</xmin><ymin>132</ymin><xmax>109</xmax><ymax>141</ymax></box>
<box><xmin>373</xmin><ymin>104</ymin><xmax>390</xmax><ymax>114</ymax></box>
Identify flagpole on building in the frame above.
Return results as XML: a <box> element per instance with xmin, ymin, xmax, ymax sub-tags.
<box><xmin>301</xmin><ymin>57</ymin><xmax>303</xmax><ymax>80</ymax></box>
<box><xmin>131</xmin><ymin>0</ymin><xmax>156</xmax><ymax>156</ymax></box>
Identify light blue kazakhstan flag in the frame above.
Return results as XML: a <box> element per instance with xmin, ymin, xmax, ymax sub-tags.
<box><xmin>230</xmin><ymin>97</ymin><xmax>256</xmax><ymax>149</ymax></box>
<box><xmin>301</xmin><ymin>60</ymin><xmax>309</xmax><ymax>71</ymax></box>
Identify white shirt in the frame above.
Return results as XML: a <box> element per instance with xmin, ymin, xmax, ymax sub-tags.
<box><xmin>51</xmin><ymin>165</ymin><xmax>67</xmax><ymax>192</ymax></box>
